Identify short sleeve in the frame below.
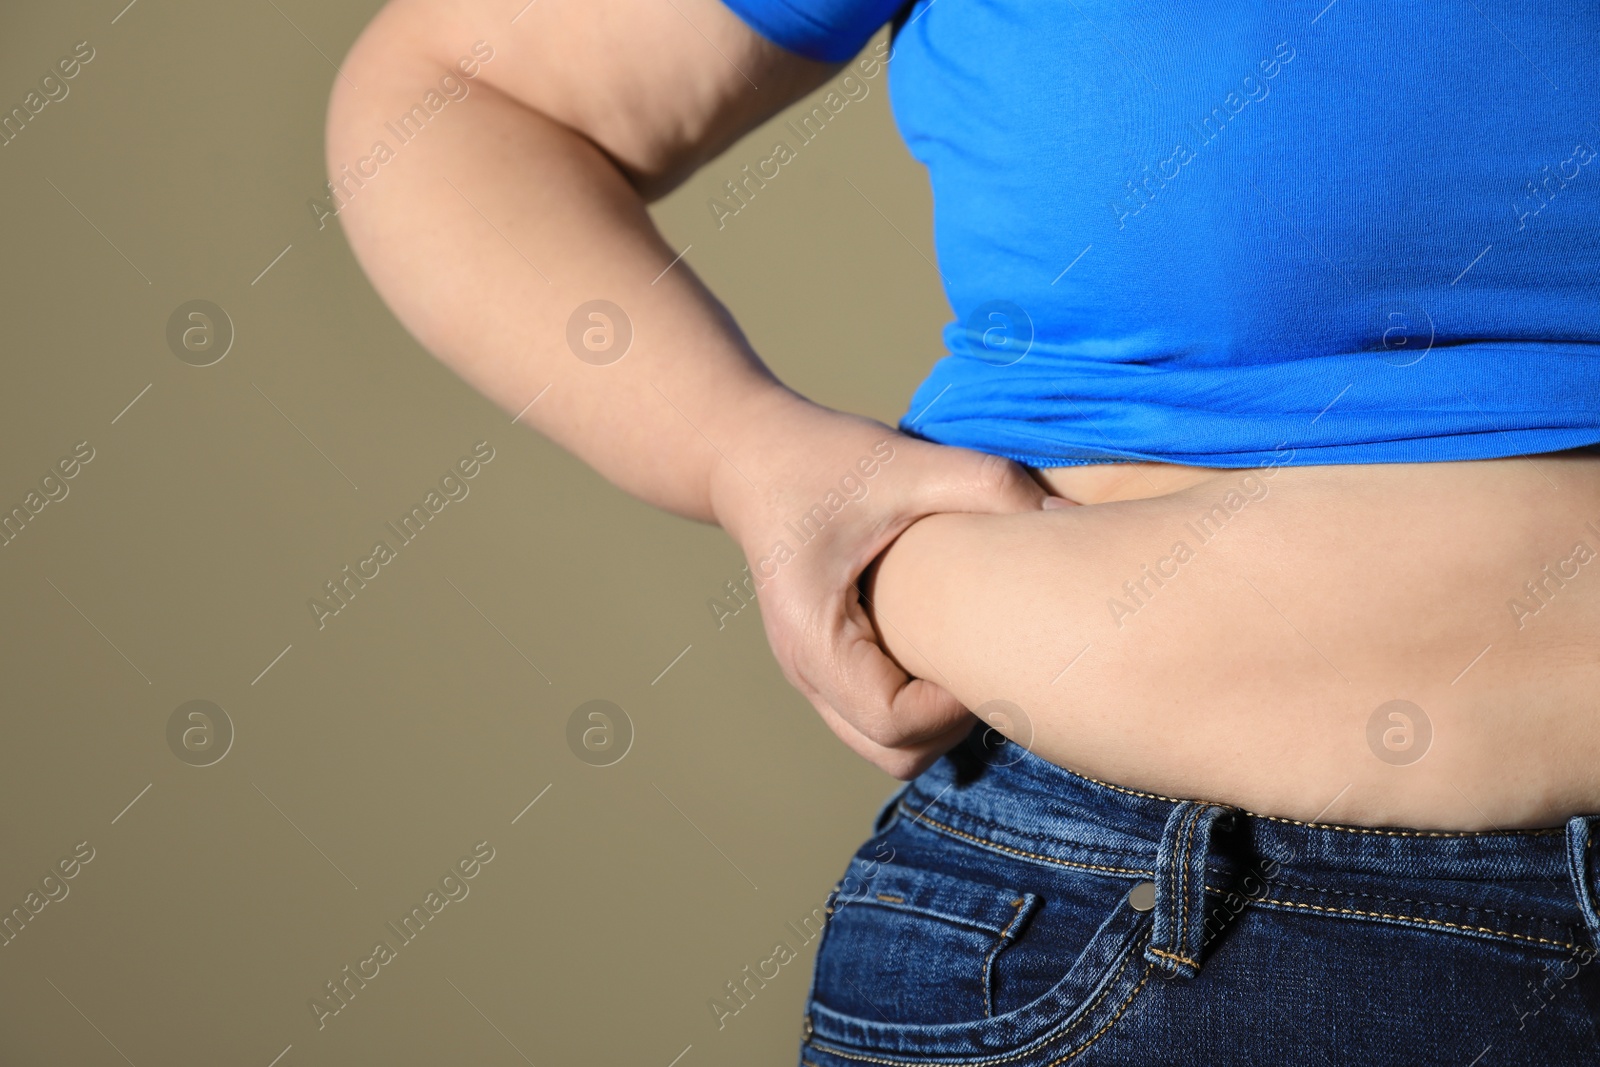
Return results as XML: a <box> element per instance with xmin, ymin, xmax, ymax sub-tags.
<box><xmin>718</xmin><ymin>0</ymin><xmax>912</xmax><ymax>62</ymax></box>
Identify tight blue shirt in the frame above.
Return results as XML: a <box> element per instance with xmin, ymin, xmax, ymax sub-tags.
<box><xmin>718</xmin><ymin>0</ymin><xmax>1600</xmax><ymax>467</ymax></box>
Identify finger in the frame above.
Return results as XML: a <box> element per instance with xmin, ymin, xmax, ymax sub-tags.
<box><xmin>809</xmin><ymin>697</ymin><xmax>975</xmax><ymax>780</ymax></box>
<box><xmin>894</xmin><ymin>443</ymin><xmax>1050</xmax><ymax>516</ymax></box>
<box><xmin>809</xmin><ymin>583</ymin><xmax>972</xmax><ymax>749</ymax></box>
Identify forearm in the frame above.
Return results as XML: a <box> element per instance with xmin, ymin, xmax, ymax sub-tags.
<box><xmin>327</xmin><ymin>7</ymin><xmax>794</xmax><ymax>522</ymax></box>
<box><xmin>320</xmin><ymin>0</ymin><xmax>1057</xmax><ymax>782</ymax></box>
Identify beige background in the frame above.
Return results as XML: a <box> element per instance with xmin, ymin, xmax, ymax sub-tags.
<box><xmin>0</xmin><ymin>2</ymin><xmax>953</xmax><ymax>1064</ymax></box>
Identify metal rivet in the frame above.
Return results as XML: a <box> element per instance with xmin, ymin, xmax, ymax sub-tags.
<box><xmin>1128</xmin><ymin>881</ymin><xmax>1156</xmax><ymax>913</ymax></box>
<box><xmin>801</xmin><ymin>1014</ymin><xmax>814</xmax><ymax>1042</ymax></box>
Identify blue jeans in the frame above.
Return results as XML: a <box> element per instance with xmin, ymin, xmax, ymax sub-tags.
<box><xmin>800</xmin><ymin>727</ymin><xmax>1600</xmax><ymax>1065</ymax></box>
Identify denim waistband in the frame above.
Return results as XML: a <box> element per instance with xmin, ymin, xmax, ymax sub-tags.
<box><xmin>888</xmin><ymin>731</ymin><xmax>1600</xmax><ymax>976</ymax></box>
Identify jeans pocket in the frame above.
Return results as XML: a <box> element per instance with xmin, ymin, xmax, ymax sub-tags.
<box><xmin>804</xmin><ymin>854</ymin><xmax>1155</xmax><ymax>1066</ymax></box>
<box><xmin>812</xmin><ymin>858</ymin><xmax>1040</xmax><ymax>1025</ymax></box>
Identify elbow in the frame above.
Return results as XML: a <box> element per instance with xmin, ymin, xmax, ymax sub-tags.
<box><xmin>320</xmin><ymin>13</ymin><xmax>391</xmax><ymax>240</ymax></box>
<box><xmin>321</xmin><ymin>2</ymin><xmax>470</xmax><ymax>240</ymax></box>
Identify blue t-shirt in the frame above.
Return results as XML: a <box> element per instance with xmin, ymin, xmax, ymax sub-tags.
<box><xmin>719</xmin><ymin>0</ymin><xmax>1600</xmax><ymax>467</ymax></box>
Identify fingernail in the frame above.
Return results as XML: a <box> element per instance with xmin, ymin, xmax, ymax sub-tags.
<box><xmin>1042</xmin><ymin>496</ymin><xmax>1074</xmax><ymax>510</ymax></box>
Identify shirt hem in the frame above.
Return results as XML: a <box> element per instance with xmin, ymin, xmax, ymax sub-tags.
<box><xmin>894</xmin><ymin>425</ymin><xmax>1600</xmax><ymax>470</ymax></box>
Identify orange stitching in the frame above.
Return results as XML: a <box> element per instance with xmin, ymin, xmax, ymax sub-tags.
<box><xmin>1213</xmin><ymin>879</ymin><xmax>1579</xmax><ymax>925</ymax></box>
<box><xmin>1163</xmin><ymin>804</ymin><xmax>1195</xmax><ymax>958</ymax></box>
<box><xmin>1164</xmin><ymin>809</ymin><xmax>1190</xmax><ymax>959</ymax></box>
<box><xmin>1246</xmin><ymin>815</ymin><xmax>1563</xmax><ymax>837</ymax></box>
<box><xmin>1171</xmin><ymin>809</ymin><xmax>1196</xmax><ymax>959</ymax></box>
<box><xmin>1248</xmin><ymin>895</ymin><xmax>1586</xmax><ymax>953</ymax></box>
<box><xmin>1032</xmin><ymin>767</ymin><xmax>1564</xmax><ymax>836</ymax></box>
<box><xmin>807</xmin><ymin>944</ymin><xmax>1146</xmax><ymax>1067</ymax></box>
<box><xmin>1200</xmin><ymin>882</ymin><xmax>1589</xmax><ymax>951</ymax></box>
<box><xmin>1041</xmin><ymin>962</ymin><xmax>1155</xmax><ymax>1066</ymax></box>
<box><xmin>1147</xmin><ymin>946</ymin><xmax>1200</xmax><ymax>968</ymax></box>
<box><xmin>982</xmin><ymin>895</ymin><xmax>1031</xmax><ymax>1017</ymax></box>
<box><xmin>873</xmin><ymin>894</ymin><xmax>904</xmax><ymax>903</ymax></box>
<box><xmin>1171</xmin><ymin>803</ymin><xmax>1213</xmax><ymax>961</ymax></box>
<box><xmin>900</xmin><ymin>796</ymin><xmax>1577</xmax><ymax>954</ymax></box>
<box><xmin>897</xmin><ymin>802</ymin><xmax>1152</xmax><ymax>878</ymax></box>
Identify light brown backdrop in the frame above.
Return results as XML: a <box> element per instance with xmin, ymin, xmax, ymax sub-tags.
<box><xmin>0</xmin><ymin>2</ymin><xmax>954</xmax><ymax>1065</ymax></box>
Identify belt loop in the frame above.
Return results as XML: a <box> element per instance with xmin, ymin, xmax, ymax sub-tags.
<box><xmin>1565</xmin><ymin>814</ymin><xmax>1600</xmax><ymax>949</ymax></box>
<box><xmin>1145</xmin><ymin>801</ymin><xmax>1234</xmax><ymax>978</ymax></box>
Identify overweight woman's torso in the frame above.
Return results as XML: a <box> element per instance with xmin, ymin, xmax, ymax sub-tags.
<box><xmin>867</xmin><ymin>449</ymin><xmax>1600</xmax><ymax>829</ymax></box>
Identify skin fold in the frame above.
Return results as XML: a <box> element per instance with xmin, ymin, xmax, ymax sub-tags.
<box><xmin>866</xmin><ymin>450</ymin><xmax>1600</xmax><ymax>828</ymax></box>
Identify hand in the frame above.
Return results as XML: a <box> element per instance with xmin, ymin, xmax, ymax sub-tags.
<box><xmin>711</xmin><ymin>389</ymin><xmax>1056</xmax><ymax>778</ymax></box>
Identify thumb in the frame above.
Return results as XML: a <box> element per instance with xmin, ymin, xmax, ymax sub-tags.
<box><xmin>903</xmin><ymin>443</ymin><xmax>1053</xmax><ymax>516</ymax></box>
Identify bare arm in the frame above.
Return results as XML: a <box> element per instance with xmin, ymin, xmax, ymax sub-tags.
<box><xmin>328</xmin><ymin>0</ymin><xmax>841</xmax><ymax>520</ymax></box>
<box><xmin>328</xmin><ymin>0</ymin><xmax>1054</xmax><ymax>776</ymax></box>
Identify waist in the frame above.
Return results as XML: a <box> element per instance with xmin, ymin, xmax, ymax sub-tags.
<box><xmin>891</xmin><ymin>728</ymin><xmax>1600</xmax><ymax>960</ymax></box>
<box><xmin>866</xmin><ymin>449</ymin><xmax>1600</xmax><ymax>829</ymax></box>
